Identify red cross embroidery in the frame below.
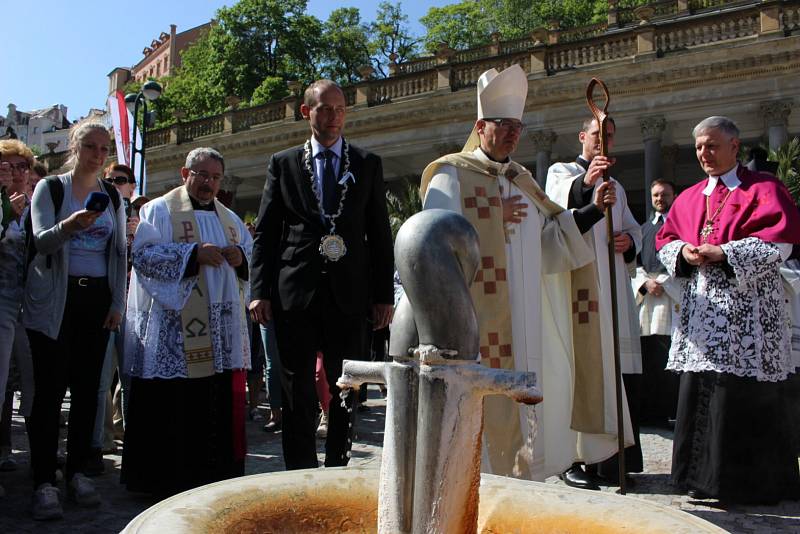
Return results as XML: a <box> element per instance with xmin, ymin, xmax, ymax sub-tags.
<box><xmin>572</xmin><ymin>288</ymin><xmax>598</xmax><ymax>324</ymax></box>
<box><xmin>473</xmin><ymin>256</ymin><xmax>506</xmax><ymax>295</ymax></box>
<box><xmin>463</xmin><ymin>186</ymin><xmax>501</xmax><ymax>219</ymax></box>
<box><xmin>178</xmin><ymin>221</ymin><xmax>194</xmax><ymax>243</ymax></box>
<box><xmin>480</xmin><ymin>331</ymin><xmax>512</xmax><ymax>369</ymax></box>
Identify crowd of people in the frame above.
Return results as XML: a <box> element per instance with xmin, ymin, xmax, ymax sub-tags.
<box><xmin>1</xmin><ymin>69</ymin><xmax>799</xmax><ymax>522</ymax></box>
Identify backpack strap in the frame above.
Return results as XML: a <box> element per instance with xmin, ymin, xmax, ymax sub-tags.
<box><xmin>100</xmin><ymin>179</ymin><xmax>121</xmax><ymax>212</ymax></box>
<box><xmin>23</xmin><ymin>177</ymin><xmax>65</xmax><ymax>280</ymax></box>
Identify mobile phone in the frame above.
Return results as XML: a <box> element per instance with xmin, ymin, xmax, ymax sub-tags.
<box><xmin>85</xmin><ymin>191</ymin><xmax>111</xmax><ymax>212</ymax></box>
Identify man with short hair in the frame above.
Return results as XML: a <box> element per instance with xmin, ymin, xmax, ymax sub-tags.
<box><xmin>122</xmin><ymin>147</ymin><xmax>252</xmax><ymax>497</ymax></box>
<box><xmin>632</xmin><ymin>179</ymin><xmax>680</xmax><ymax>427</ymax></box>
<box><xmin>421</xmin><ymin>65</ymin><xmax>623</xmax><ymax>481</ymax></box>
<box><xmin>546</xmin><ymin>117</ymin><xmax>642</xmax><ymax>488</ymax></box>
<box><xmin>657</xmin><ymin>116</ymin><xmax>800</xmax><ymax>504</ymax></box>
<box><xmin>249</xmin><ymin>80</ymin><xmax>394</xmax><ymax>470</ymax></box>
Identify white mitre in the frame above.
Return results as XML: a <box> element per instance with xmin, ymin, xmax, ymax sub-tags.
<box><xmin>462</xmin><ymin>64</ymin><xmax>528</xmax><ymax>152</ymax></box>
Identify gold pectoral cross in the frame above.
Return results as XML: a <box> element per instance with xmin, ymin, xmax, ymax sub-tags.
<box><xmin>699</xmin><ymin>222</ymin><xmax>713</xmax><ymax>243</ymax></box>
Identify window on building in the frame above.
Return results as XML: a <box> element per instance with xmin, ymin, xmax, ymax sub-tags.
<box><xmin>156</xmin><ymin>63</ymin><xmax>161</xmax><ymax>77</ymax></box>
<box><xmin>33</xmin><ymin>127</ymin><xmax>38</xmax><ymax>134</ymax></box>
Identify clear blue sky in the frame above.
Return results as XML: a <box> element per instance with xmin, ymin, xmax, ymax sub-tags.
<box><xmin>1</xmin><ymin>0</ymin><xmax>451</xmax><ymax>121</ymax></box>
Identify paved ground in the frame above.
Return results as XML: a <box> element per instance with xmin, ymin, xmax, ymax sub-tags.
<box><xmin>1</xmin><ymin>387</ymin><xmax>799</xmax><ymax>533</ymax></box>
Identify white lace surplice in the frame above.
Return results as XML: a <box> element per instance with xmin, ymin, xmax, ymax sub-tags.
<box><xmin>659</xmin><ymin>237</ymin><xmax>792</xmax><ymax>382</ymax></box>
<box><xmin>125</xmin><ymin>198</ymin><xmax>253</xmax><ymax>379</ymax></box>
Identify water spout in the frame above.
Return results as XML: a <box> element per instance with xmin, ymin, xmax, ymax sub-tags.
<box><xmin>339</xmin><ymin>210</ymin><xmax>542</xmax><ymax>534</ymax></box>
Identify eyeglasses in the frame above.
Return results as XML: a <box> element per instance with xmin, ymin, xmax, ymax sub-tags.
<box><xmin>189</xmin><ymin>170</ymin><xmax>223</xmax><ymax>182</ymax></box>
<box><xmin>105</xmin><ymin>175</ymin><xmax>136</xmax><ymax>185</ymax></box>
<box><xmin>1</xmin><ymin>162</ymin><xmax>30</xmax><ymax>173</ymax></box>
<box><xmin>484</xmin><ymin>118</ymin><xmax>526</xmax><ymax>132</ymax></box>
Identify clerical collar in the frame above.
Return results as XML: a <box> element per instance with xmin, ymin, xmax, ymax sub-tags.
<box><xmin>311</xmin><ymin>136</ymin><xmax>343</xmax><ymax>160</ymax></box>
<box><xmin>189</xmin><ymin>195</ymin><xmax>216</xmax><ymax>211</ymax></box>
<box><xmin>576</xmin><ymin>155</ymin><xmax>590</xmax><ymax>170</ymax></box>
<box><xmin>702</xmin><ymin>164</ymin><xmax>741</xmax><ymax>196</ymax></box>
<box><xmin>474</xmin><ymin>147</ymin><xmax>512</xmax><ymax>172</ymax></box>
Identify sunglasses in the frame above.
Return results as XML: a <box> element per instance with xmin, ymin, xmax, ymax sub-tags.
<box><xmin>105</xmin><ymin>175</ymin><xmax>136</xmax><ymax>185</ymax></box>
<box><xmin>1</xmin><ymin>162</ymin><xmax>30</xmax><ymax>172</ymax></box>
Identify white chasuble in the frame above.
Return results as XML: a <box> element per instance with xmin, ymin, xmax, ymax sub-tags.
<box><xmin>546</xmin><ymin>162</ymin><xmax>643</xmax><ymax>375</ymax></box>
<box><xmin>125</xmin><ymin>196</ymin><xmax>253</xmax><ymax>379</ymax></box>
<box><xmin>423</xmin><ymin>149</ymin><xmax>631</xmax><ymax>481</ymax></box>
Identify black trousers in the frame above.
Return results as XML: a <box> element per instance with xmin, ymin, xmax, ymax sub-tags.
<box><xmin>274</xmin><ymin>277</ymin><xmax>366</xmax><ymax>470</ymax></box>
<box><xmin>640</xmin><ymin>334</ymin><xmax>679</xmax><ymax>424</ymax></box>
<box><xmin>27</xmin><ymin>279</ymin><xmax>110</xmax><ymax>487</ymax></box>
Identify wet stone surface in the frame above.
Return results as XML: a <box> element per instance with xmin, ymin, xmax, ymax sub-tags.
<box><xmin>0</xmin><ymin>387</ymin><xmax>798</xmax><ymax>533</ymax></box>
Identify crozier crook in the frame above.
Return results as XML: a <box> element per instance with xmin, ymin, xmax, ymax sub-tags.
<box><xmin>586</xmin><ymin>77</ymin><xmax>628</xmax><ymax>495</ymax></box>
<box><xmin>338</xmin><ymin>209</ymin><xmax>542</xmax><ymax>534</ymax></box>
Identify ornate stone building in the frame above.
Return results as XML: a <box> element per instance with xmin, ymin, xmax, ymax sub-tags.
<box><xmin>124</xmin><ymin>0</ymin><xmax>800</xmax><ymax>221</ymax></box>
<box><xmin>108</xmin><ymin>22</ymin><xmax>213</xmax><ymax>94</ymax></box>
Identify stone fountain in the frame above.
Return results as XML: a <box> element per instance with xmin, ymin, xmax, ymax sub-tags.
<box><xmin>123</xmin><ymin>210</ymin><xmax>724</xmax><ymax>534</ymax></box>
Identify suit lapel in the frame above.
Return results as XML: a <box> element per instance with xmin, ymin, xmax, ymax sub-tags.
<box><xmin>294</xmin><ymin>147</ymin><xmax>323</xmax><ymax>222</ymax></box>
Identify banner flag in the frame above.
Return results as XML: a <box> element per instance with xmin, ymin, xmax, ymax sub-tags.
<box><xmin>107</xmin><ymin>91</ymin><xmax>147</xmax><ymax>193</ymax></box>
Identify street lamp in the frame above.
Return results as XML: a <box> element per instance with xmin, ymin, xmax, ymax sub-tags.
<box><xmin>125</xmin><ymin>80</ymin><xmax>162</xmax><ymax>196</ymax></box>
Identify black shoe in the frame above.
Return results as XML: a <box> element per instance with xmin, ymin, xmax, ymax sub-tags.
<box><xmin>687</xmin><ymin>488</ymin><xmax>710</xmax><ymax>499</ymax></box>
<box><xmin>262</xmin><ymin>420</ymin><xmax>281</xmax><ymax>432</ymax></box>
<box><xmin>559</xmin><ymin>466</ymin><xmax>601</xmax><ymax>491</ymax></box>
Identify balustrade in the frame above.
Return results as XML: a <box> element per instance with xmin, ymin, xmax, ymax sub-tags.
<box><xmin>232</xmin><ymin>101</ymin><xmax>286</xmax><ymax>131</ymax></box>
<box><xmin>145</xmin><ymin>127</ymin><xmax>170</xmax><ymax>148</ymax></box>
<box><xmin>177</xmin><ymin>115</ymin><xmax>224</xmax><ymax>144</ymax></box>
<box><xmin>783</xmin><ymin>5</ymin><xmax>800</xmax><ymax>32</ymax></box>
<box><xmin>369</xmin><ymin>72</ymin><xmax>437</xmax><ymax>106</ymax></box>
<box><xmin>547</xmin><ymin>34</ymin><xmax>637</xmax><ymax>73</ymax></box>
<box><xmin>134</xmin><ymin>0</ymin><xmax>793</xmax><ymax>152</ymax></box>
<box><xmin>656</xmin><ymin>8</ymin><xmax>759</xmax><ymax>53</ymax></box>
<box><xmin>452</xmin><ymin>54</ymin><xmax>529</xmax><ymax>90</ymax></box>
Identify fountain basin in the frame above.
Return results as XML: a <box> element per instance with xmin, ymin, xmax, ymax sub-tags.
<box><xmin>122</xmin><ymin>466</ymin><xmax>724</xmax><ymax>533</ymax></box>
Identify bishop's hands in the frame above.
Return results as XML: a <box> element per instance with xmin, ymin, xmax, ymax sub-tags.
<box><xmin>681</xmin><ymin>243</ymin><xmax>725</xmax><ymax>266</ymax></box>
<box><xmin>502</xmin><ymin>195</ymin><xmax>528</xmax><ymax>225</ymax></box>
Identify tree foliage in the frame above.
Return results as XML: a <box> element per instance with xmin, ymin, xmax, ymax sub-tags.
<box><xmin>138</xmin><ymin>0</ymin><xmax>646</xmax><ymax>126</ymax></box>
<box><xmin>771</xmin><ymin>137</ymin><xmax>800</xmax><ymax>208</ymax></box>
<box><xmin>420</xmin><ymin>0</ymin><xmax>646</xmax><ymax>52</ymax></box>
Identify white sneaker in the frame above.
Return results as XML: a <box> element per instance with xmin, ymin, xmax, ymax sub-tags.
<box><xmin>316</xmin><ymin>411</ymin><xmax>329</xmax><ymax>439</ymax></box>
<box><xmin>68</xmin><ymin>473</ymin><xmax>100</xmax><ymax>507</ymax></box>
<box><xmin>31</xmin><ymin>483</ymin><xmax>63</xmax><ymax>520</ymax></box>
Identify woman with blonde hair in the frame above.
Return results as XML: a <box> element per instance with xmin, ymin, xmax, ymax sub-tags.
<box><xmin>24</xmin><ymin>121</ymin><xmax>126</xmax><ymax>520</ymax></box>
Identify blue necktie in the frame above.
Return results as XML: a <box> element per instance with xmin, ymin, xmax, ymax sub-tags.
<box><xmin>322</xmin><ymin>150</ymin><xmax>339</xmax><ymax>216</ymax></box>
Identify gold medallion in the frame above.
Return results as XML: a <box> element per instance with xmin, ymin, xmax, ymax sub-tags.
<box><xmin>320</xmin><ymin>234</ymin><xmax>347</xmax><ymax>261</ymax></box>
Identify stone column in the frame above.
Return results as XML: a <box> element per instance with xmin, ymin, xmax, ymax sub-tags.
<box><xmin>528</xmin><ymin>130</ymin><xmax>557</xmax><ymax>188</ymax></box>
<box><xmin>220</xmin><ymin>175</ymin><xmax>244</xmax><ymax>210</ymax></box>
<box><xmin>660</xmin><ymin>144</ymin><xmax>679</xmax><ymax>184</ymax></box>
<box><xmin>760</xmin><ymin>100</ymin><xmax>793</xmax><ymax>151</ymax></box>
<box><xmin>640</xmin><ymin>116</ymin><xmax>666</xmax><ymax>218</ymax></box>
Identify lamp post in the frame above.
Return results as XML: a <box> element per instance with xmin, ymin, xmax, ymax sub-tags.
<box><xmin>125</xmin><ymin>80</ymin><xmax>162</xmax><ymax>196</ymax></box>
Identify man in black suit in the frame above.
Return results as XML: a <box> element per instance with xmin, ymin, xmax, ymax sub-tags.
<box><xmin>249</xmin><ymin>80</ymin><xmax>394</xmax><ymax>469</ymax></box>
<box><xmin>632</xmin><ymin>179</ymin><xmax>679</xmax><ymax>427</ymax></box>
